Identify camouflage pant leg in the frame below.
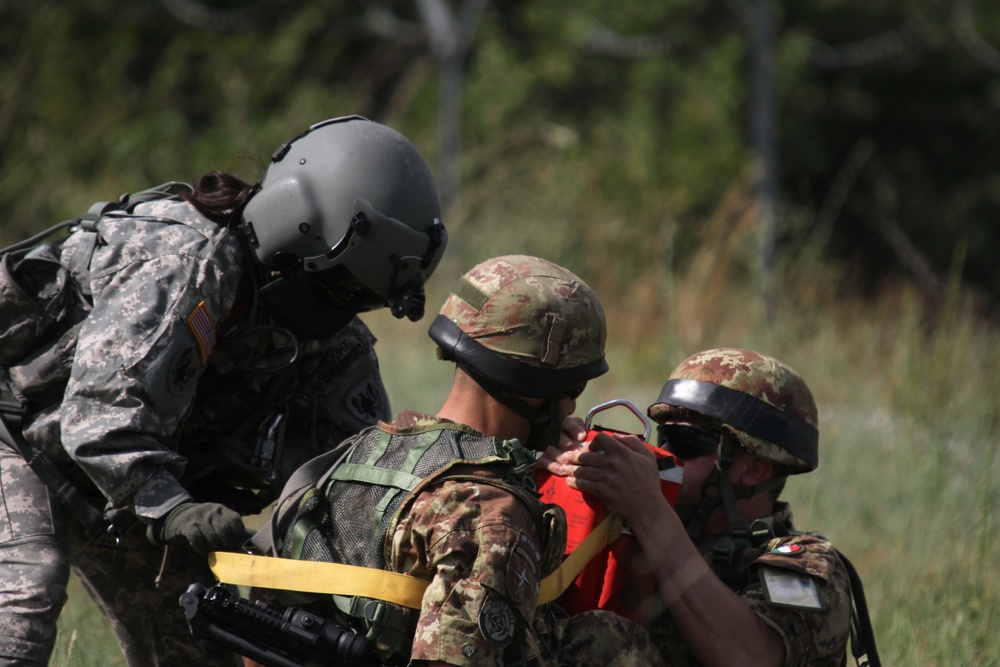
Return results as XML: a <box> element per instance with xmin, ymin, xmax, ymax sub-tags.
<box><xmin>558</xmin><ymin>610</ymin><xmax>667</xmax><ymax>667</ymax></box>
<box><xmin>0</xmin><ymin>442</ymin><xmax>71</xmax><ymax>666</ymax></box>
<box><xmin>68</xmin><ymin>520</ymin><xmax>240</xmax><ymax>667</ymax></box>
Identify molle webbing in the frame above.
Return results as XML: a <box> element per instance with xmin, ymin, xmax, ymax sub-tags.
<box><xmin>298</xmin><ymin>425</ymin><xmax>514</xmax><ymax>572</ymax></box>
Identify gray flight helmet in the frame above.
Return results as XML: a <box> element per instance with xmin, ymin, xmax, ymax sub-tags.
<box><xmin>242</xmin><ymin>116</ymin><xmax>446</xmax><ymax>322</ymax></box>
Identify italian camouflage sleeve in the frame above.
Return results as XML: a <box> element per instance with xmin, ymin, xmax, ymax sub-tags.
<box><xmin>743</xmin><ymin>534</ymin><xmax>853</xmax><ymax>667</ymax></box>
<box><xmin>391</xmin><ymin>478</ymin><xmax>549</xmax><ymax>666</ymax></box>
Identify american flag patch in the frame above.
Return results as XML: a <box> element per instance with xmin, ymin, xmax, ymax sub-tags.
<box><xmin>186</xmin><ymin>301</ymin><xmax>216</xmax><ymax>362</ymax></box>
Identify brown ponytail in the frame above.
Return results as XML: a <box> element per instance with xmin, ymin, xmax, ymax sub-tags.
<box><xmin>183</xmin><ymin>170</ymin><xmax>257</xmax><ymax>229</ymax></box>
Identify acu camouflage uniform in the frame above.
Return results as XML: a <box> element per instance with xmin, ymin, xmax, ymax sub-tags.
<box><xmin>0</xmin><ymin>196</ymin><xmax>389</xmax><ymax>666</ymax></box>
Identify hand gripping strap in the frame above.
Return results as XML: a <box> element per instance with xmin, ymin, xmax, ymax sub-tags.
<box><xmin>209</xmin><ymin>514</ymin><xmax>622</xmax><ymax>608</ymax></box>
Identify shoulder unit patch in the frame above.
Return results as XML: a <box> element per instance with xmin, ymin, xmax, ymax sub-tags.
<box><xmin>478</xmin><ymin>597</ymin><xmax>517</xmax><ymax>648</ymax></box>
<box><xmin>759</xmin><ymin>565</ymin><xmax>824</xmax><ymax>611</ymax></box>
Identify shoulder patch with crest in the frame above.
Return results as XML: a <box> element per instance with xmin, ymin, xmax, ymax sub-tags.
<box><xmin>507</xmin><ymin>532</ymin><xmax>541</xmax><ymax>605</ymax></box>
<box><xmin>478</xmin><ymin>597</ymin><xmax>517</xmax><ymax>648</ymax></box>
<box><xmin>345</xmin><ymin>377</ymin><xmax>386</xmax><ymax>424</ymax></box>
<box><xmin>168</xmin><ymin>345</ymin><xmax>201</xmax><ymax>395</ymax></box>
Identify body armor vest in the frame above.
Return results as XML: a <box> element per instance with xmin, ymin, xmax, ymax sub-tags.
<box><xmin>277</xmin><ymin>422</ymin><xmax>545</xmax><ymax>663</ymax></box>
<box><xmin>281</xmin><ymin>423</ymin><xmax>532</xmax><ymax>568</ymax></box>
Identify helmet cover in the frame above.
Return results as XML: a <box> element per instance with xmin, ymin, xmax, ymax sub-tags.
<box><xmin>429</xmin><ymin>254</ymin><xmax>608</xmax><ymax>398</ymax></box>
<box><xmin>650</xmin><ymin>348</ymin><xmax>818</xmax><ymax>472</ymax></box>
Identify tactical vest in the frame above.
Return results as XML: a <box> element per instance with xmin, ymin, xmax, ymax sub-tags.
<box><xmin>275</xmin><ymin>421</ymin><xmax>559</xmax><ymax>663</ymax></box>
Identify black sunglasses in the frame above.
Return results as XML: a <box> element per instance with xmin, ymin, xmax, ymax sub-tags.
<box><xmin>656</xmin><ymin>423</ymin><xmax>724</xmax><ymax>460</ymax></box>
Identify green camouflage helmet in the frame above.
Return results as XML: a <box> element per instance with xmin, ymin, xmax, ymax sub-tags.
<box><xmin>649</xmin><ymin>348</ymin><xmax>819</xmax><ymax>472</ymax></box>
<box><xmin>428</xmin><ymin>254</ymin><xmax>608</xmax><ymax>398</ymax></box>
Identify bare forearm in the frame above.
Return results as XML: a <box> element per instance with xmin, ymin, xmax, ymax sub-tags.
<box><xmin>629</xmin><ymin>507</ymin><xmax>785</xmax><ymax>667</ymax></box>
<box><xmin>564</xmin><ymin>434</ymin><xmax>785</xmax><ymax>666</ymax></box>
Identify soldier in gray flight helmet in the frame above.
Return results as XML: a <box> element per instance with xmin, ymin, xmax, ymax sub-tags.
<box><xmin>429</xmin><ymin>254</ymin><xmax>608</xmax><ymax>450</ymax></box>
<box><xmin>0</xmin><ymin>116</ymin><xmax>445</xmax><ymax>667</ymax></box>
<box><xmin>243</xmin><ymin>116</ymin><xmax>446</xmax><ymax>335</ymax></box>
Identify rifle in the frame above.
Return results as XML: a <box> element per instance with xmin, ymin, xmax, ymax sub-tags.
<box><xmin>179</xmin><ymin>582</ymin><xmax>380</xmax><ymax>667</ymax></box>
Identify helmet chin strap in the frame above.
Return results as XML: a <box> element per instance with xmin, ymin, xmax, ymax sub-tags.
<box><xmin>460</xmin><ymin>365</ymin><xmax>561</xmax><ymax>452</ymax></box>
<box><xmin>682</xmin><ymin>442</ymin><xmax>787</xmax><ymax>541</ymax></box>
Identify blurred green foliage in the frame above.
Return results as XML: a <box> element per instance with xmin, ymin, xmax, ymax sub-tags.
<box><xmin>3</xmin><ymin>0</ymin><xmax>999</xmax><ymax>303</ymax></box>
<box><xmin>4</xmin><ymin>1</ymin><xmax>996</xmax><ymax>665</ymax></box>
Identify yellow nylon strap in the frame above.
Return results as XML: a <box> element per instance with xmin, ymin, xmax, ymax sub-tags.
<box><xmin>538</xmin><ymin>513</ymin><xmax>622</xmax><ymax>604</ymax></box>
<box><xmin>208</xmin><ymin>514</ymin><xmax>622</xmax><ymax>609</ymax></box>
<box><xmin>208</xmin><ymin>552</ymin><xmax>430</xmax><ymax>608</ymax></box>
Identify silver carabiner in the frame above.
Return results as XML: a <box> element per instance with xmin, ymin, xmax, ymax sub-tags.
<box><xmin>584</xmin><ymin>399</ymin><xmax>652</xmax><ymax>441</ymax></box>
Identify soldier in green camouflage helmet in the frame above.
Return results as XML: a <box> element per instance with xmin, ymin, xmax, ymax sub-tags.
<box><xmin>429</xmin><ymin>254</ymin><xmax>609</xmax><ymax>450</ymax></box>
<box><xmin>261</xmin><ymin>254</ymin><xmax>673</xmax><ymax>667</ymax></box>
<box><xmin>649</xmin><ymin>348</ymin><xmax>820</xmax><ymax>474</ymax></box>
<box><xmin>554</xmin><ymin>348</ymin><xmax>865</xmax><ymax>667</ymax></box>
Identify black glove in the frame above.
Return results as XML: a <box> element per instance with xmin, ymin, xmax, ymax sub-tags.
<box><xmin>153</xmin><ymin>502</ymin><xmax>245</xmax><ymax>556</ymax></box>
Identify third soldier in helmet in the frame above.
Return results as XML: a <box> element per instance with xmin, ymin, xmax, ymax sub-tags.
<box><xmin>556</xmin><ymin>348</ymin><xmax>854</xmax><ymax>667</ymax></box>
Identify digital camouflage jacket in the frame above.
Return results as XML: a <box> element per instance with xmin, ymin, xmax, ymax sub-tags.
<box><xmin>6</xmin><ymin>196</ymin><xmax>390</xmax><ymax>526</ymax></box>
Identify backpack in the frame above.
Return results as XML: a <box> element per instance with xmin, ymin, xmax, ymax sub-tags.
<box><xmin>0</xmin><ymin>182</ymin><xmax>195</xmax><ymax>537</ymax></box>
<box><xmin>0</xmin><ymin>181</ymin><xmax>194</xmax><ymax>369</ymax></box>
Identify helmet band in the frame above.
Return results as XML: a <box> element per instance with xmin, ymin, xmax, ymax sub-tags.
<box><xmin>654</xmin><ymin>378</ymin><xmax>818</xmax><ymax>469</ymax></box>
<box><xmin>429</xmin><ymin>315</ymin><xmax>607</xmax><ymax>399</ymax></box>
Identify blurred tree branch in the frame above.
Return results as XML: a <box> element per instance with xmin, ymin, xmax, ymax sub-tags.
<box><xmin>804</xmin><ymin>22</ymin><xmax>925</xmax><ymax>69</ymax></box>
<box><xmin>157</xmin><ymin>0</ymin><xmax>250</xmax><ymax>32</ymax></box>
<box><xmin>577</xmin><ymin>17</ymin><xmax>673</xmax><ymax>58</ymax></box>
<box><xmin>952</xmin><ymin>0</ymin><xmax>1000</xmax><ymax>74</ymax></box>
<box><xmin>415</xmin><ymin>0</ymin><xmax>488</xmax><ymax>215</ymax></box>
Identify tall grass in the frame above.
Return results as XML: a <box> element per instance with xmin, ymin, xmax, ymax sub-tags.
<box><xmin>51</xmin><ymin>189</ymin><xmax>999</xmax><ymax>666</ymax></box>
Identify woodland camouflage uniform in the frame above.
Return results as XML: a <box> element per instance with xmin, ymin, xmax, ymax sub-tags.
<box><xmin>283</xmin><ymin>410</ymin><xmax>564</xmax><ymax>664</ymax></box>
<box><xmin>268</xmin><ymin>255</ymin><xmax>664</xmax><ymax>666</ymax></box>
<box><xmin>648</xmin><ymin>508</ymin><xmax>853</xmax><ymax>666</ymax></box>
<box><xmin>647</xmin><ymin>348</ymin><xmax>853</xmax><ymax>666</ymax></box>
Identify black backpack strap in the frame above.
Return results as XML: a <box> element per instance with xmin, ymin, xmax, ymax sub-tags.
<box><xmin>837</xmin><ymin>549</ymin><xmax>881</xmax><ymax>667</ymax></box>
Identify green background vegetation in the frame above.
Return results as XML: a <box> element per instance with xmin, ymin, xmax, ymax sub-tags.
<box><xmin>2</xmin><ymin>1</ymin><xmax>997</xmax><ymax>664</ymax></box>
